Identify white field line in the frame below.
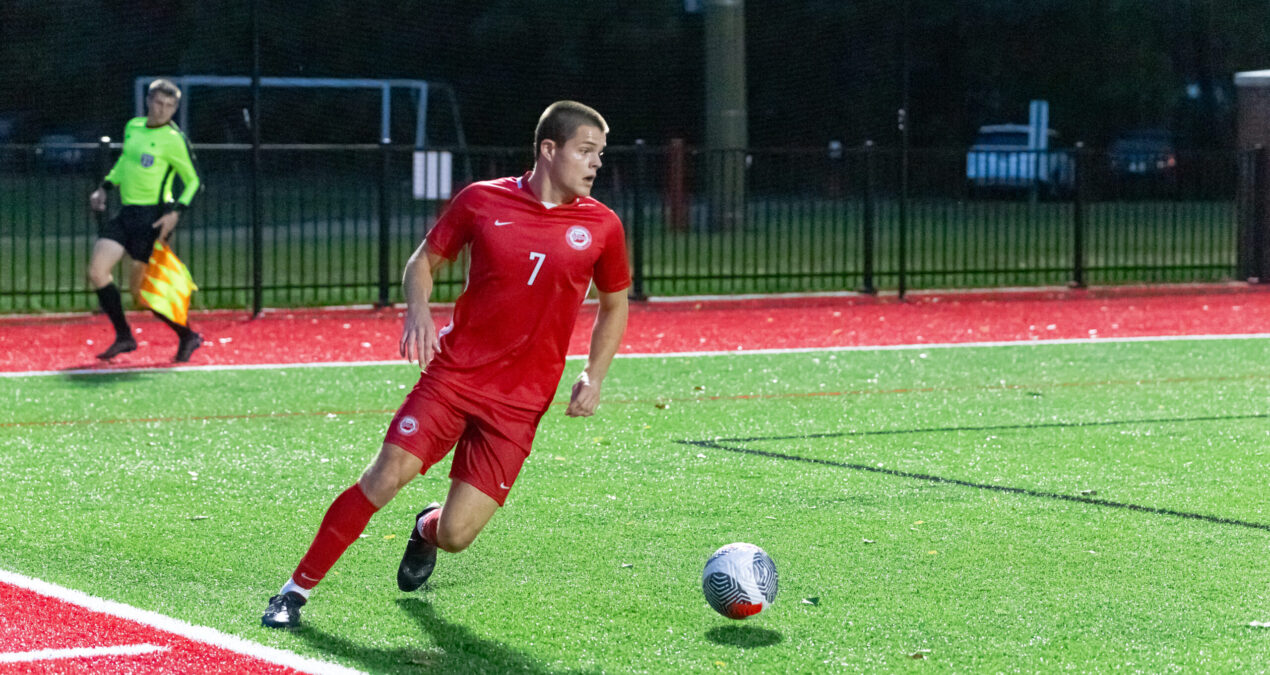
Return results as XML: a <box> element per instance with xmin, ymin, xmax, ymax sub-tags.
<box><xmin>0</xmin><ymin>569</ymin><xmax>364</xmax><ymax>675</ymax></box>
<box><xmin>3</xmin><ymin>332</ymin><xmax>1270</xmax><ymax>379</ymax></box>
<box><xmin>0</xmin><ymin>644</ymin><xmax>167</xmax><ymax>663</ymax></box>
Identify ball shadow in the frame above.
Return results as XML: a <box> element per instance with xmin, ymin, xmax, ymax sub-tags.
<box><xmin>705</xmin><ymin>624</ymin><xmax>784</xmax><ymax>648</ymax></box>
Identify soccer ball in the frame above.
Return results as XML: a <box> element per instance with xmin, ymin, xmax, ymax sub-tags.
<box><xmin>702</xmin><ymin>542</ymin><xmax>778</xmax><ymax>619</ymax></box>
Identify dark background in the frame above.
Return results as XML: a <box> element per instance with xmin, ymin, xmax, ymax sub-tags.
<box><xmin>2</xmin><ymin>0</ymin><xmax>1268</xmax><ymax>149</ymax></box>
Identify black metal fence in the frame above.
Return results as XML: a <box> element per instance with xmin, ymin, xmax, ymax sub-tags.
<box><xmin>1</xmin><ymin>141</ymin><xmax>1264</xmax><ymax>313</ymax></box>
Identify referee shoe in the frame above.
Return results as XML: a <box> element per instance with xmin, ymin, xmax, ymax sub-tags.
<box><xmin>174</xmin><ymin>332</ymin><xmax>203</xmax><ymax>363</ymax></box>
<box><xmin>397</xmin><ymin>502</ymin><xmax>441</xmax><ymax>592</ymax></box>
<box><xmin>96</xmin><ymin>336</ymin><xmax>137</xmax><ymax>360</ymax></box>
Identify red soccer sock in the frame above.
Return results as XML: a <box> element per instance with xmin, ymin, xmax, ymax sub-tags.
<box><xmin>291</xmin><ymin>484</ymin><xmax>379</xmax><ymax>590</ymax></box>
<box><xmin>419</xmin><ymin>508</ymin><xmax>441</xmax><ymax>546</ymax></box>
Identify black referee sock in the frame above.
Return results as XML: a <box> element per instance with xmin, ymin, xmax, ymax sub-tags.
<box><xmin>152</xmin><ymin>310</ymin><xmax>194</xmax><ymax>340</ymax></box>
<box><xmin>95</xmin><ymin>283</ymin><xmax>132</xmax><ymax>341</ymax></box>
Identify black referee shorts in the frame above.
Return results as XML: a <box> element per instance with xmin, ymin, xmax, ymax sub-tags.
<box><xmin>98</xmin><ymin>205</ymin><xmax>165</xmax><ymax>262</ymax></box>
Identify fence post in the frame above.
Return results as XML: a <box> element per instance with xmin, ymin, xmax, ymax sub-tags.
<box><xmin>898</xmin><ymin>123</ymin><xmax>909</xmax><ymax>299</ymax></box>
<box><xmin>1244</xmin><ymin>146</ymin><xmax>1264</xmax><ymax>283</ymax></box>
<box><xmin>250</xmin><ymin>3</ymin><xmax>263</xmax><ymax>317</ymax></box>
<box><xmin>631</xmin><ymin>139</ymin><xmax>648</xmax><ymax>300</ymax></box>
<box><xmin>667</xmin><ymin>138</ymin><xmax>688</xmax><ymax>231</ymax></box>
<box><xmin>1071</xmin><ymin>142</ymin><xmax>1086</xmax><ymax>288</ymax></box>
<box><xmin>860</xmin><ymin>140</ymin><xmax>877</xmax><ymax>295</ymax></box>
<box><xmin>377</xmin><ymin>138</ymin><xmax>392</xmax><ymax>307</ymax></box>
<box><xmin>95</xmin><ymin>136</ymin><xmax>111</xmax><ymax>225</ymax></box>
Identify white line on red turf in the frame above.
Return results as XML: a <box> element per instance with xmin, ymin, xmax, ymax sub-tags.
<box><xmin>2</xmin><ymin>332</ymin><xmax>1269</xmax><ymax>378</ymax></box>
<box><xmin>0</xmin><ymin>644</ymin><xmax>167</xmax><ymax>663</ymax></box>
<box><xmin>0</xmin><ymin>569</ymin><xmax>363</xmax><ymax>675</ymax></box>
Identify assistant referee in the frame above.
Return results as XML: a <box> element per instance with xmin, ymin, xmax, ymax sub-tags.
<box><xmin>88</xmin><ymin>78</ymin><xmax>202</xmax><ymax>362</ymax></box>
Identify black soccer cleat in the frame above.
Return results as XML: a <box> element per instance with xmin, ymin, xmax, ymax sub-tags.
<box><xmin>96</xmin><ymin>337</ymin><xmax>138</xmax><ymax>360</ymax></box>
<box><xmin>174</xmin><ymin>332</ymin><xmax>203</xmax><ymax>363</ymax></box>
<box><xmin>261</xmin><ymin>591</ymin><xmax>307</xmax><ymax>628</ymax></box>
<box><xmin>397</xmin><ymin>502</ymin><xmax>441</xmax><ymax>592</ymax></box>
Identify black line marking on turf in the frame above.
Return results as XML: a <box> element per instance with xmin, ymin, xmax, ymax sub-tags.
<box><xmin>709</xmin><ymin>411</ymin><xmax>1270</xmax><ymax>443</ymax></box>
<box><xmin>677</xmin><ymin>412</ymin><xmax>1270</xmax><ymax>532</ymax></box>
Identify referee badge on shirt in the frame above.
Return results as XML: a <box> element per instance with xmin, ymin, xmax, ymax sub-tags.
<box><xmin>140</xmin><ymin>153</ymin><xmax>155</xmax><ymax>168</ymax></box>
<box><xmin>565</xmin><ymin>225</ymin><xmax>592</xmax><ymax>251</ymax></box>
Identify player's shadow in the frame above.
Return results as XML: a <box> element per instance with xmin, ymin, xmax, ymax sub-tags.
<box><xmin>291</xmin><ymin>597</ymin><xmax>596</xmax><ymax>674</ymax></box>
<box><xmin>58</xmin><ymin>369</ymin><xmax>144</xmax><ymax>386</ymax></box>
<box><xmin>705</xmin><ymin>624</ymin><xmax>784</xmax><ymax>648</ymax></box>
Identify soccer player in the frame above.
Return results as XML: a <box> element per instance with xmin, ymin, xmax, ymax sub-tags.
<box><xmin>262</xmin><ymin>101</ymin><xmax>630</xmax><ymax>628</ymax></box>
<box><xmin>88</xmin><ymin>78</ymin><xmax>203</xmax><ymax>362</ymax></box>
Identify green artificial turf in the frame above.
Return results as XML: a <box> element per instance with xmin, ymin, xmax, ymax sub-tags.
<box><xmin>3</xmin><ymin>338</ymin><xmax>1270</xmax><ymax>672</ymax></box>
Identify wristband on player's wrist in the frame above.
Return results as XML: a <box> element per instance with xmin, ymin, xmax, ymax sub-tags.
<box><xmin>99</xmin><ymin>181</ymin><xmax>115</xmax><ymax>192</ymax></box>
<box><xmin>166</xmin><ymin>203</ymin><xmax>188</xmax><ymax>213</ymax></box>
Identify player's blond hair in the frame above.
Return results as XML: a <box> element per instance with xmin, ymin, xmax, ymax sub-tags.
<box><xmin>534</xmin><ymin>101</ymin><xmax>608</xmax><ymax>157</ymax></box>
<box><xmin>148</xmin><ymin>79</ymin><xmax>182</xmax><ymax>101</ymax></box>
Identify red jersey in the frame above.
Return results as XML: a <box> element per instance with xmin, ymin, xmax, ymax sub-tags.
<box><xmin>422</xmin><ymin>173</ymin><xmax>631</xmax><ymax>411</ymax></box>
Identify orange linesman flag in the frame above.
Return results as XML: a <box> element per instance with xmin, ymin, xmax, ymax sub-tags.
<box><xmin>138</xmin><ymin>242</ymin><xmax>198</xmax><ymax>326</ymax></box>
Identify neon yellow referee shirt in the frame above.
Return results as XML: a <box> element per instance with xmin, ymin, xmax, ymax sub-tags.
<box><xmin>103</xmin><ymin>118</ymin><xmax>200</xmax><ymax>208</ymax></box>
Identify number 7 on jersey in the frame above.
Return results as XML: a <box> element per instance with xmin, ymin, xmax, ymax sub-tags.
<box><xmin>527</xmin><ymin>251</ymin><xmax>546</xmax><ymax>285</ymax></box>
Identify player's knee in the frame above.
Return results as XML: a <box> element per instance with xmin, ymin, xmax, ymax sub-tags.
<box><xmin>435</xmin><ymin>525</ymin><xmax>476</xmax><ymax>553</ymax></box>
<box><xmin>87</xmin><ymin>266</ymin><xmax>110</xmax><ymax>288</ymax></box>
<box><xmin>357</xmin><ymin>467</ymin><xmax>411</xmax><ymax>507</ymax></box>
<box><xmin>358</xmin><ymin>448</ymin><xmax>420</xmax><ymax>506</ymax></box>
<box><xmin>358</xmin><ymin>478</ymin><xmax>399</xmax><ymax>508</ymax></box>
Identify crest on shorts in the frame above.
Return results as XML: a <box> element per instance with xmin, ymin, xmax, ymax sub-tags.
<box><xmin>397</xmin><ymin>415</ymin><xmax>419</xmax><ymax>436</ymax></box>
<box><xmin>140</xmin><ymin>153</ymin><xmax>155</xmax><ymax>168</ymax></box>
<box><xmin>565</xmin><ymin>225</ymin><xmax>592</xmax><ymax>251</ymax></box>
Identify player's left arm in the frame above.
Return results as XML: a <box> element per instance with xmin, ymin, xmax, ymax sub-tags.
<box><xmin>567</xmin><ymin>288</ymin><xmax>629</xmax><ymax>418</ymax></box>
<box><xmin>152</xmin><ymin>131</ymin><xmax>201</xmax><ymax>239</ymax></box>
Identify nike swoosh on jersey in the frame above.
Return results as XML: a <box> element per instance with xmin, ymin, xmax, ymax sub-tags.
<box><xmin>499</xmin><ymin>482</ymin><xmax>511</xmax><ymax>490</ymax></box>
<box><xmin>494</xmin><ymin>220</ymin><xmax>513</xmax><ymax>226</ymax></box>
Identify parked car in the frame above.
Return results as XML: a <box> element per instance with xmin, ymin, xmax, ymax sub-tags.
<box><xmin>1108</xmin><ymin>128</ymin><xmax>1177</xmax><ymax>181</ymax></box>
<box><xmin>34</xmin><ymin>133</ymin><xmax>89</xmax><ymax>168</ymax></box>
<box><xmin>966</xmin><ymin>123</ymin><xmax>1075</xmax><ymax>197</ymax></box>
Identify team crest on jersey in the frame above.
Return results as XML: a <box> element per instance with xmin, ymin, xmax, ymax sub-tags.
<box><xmin>565</xmin><ymin>225</ymin><xmax>592</xmax><ymax>251</ymax></box>
<box><xmin>140</xmin><ymin>153</ymin><xmax>155</xmax><ymax>168</ymax></box>
<box><xmin>397</xmin><ymin>415</ymin><xmax>419</xmax><ymax>436</ymax></box>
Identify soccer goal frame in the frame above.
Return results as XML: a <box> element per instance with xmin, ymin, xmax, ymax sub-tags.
<box><xmin>132</xmin><ymin>75</ymin><xmax>466</xmax><ymax>149</ymax></box>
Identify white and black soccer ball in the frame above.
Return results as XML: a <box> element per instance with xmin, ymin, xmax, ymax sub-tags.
<box><xmin>702</xmin><ymin>542</ymin><xmax>778</xmax><ymax>619</ymax></box>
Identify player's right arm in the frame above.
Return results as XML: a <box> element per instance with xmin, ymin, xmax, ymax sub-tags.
<box><xmin>90</xmin><ymin>154</ymin><xmax>124</xmax><ymax>212</ymax></box>
<box><xmin>399</xmin><ymin>240</ymin><xmax>448</xmax><ymax>371</ymax></box>
<box><xmin>400</xmin><ymin>184</ymin><xmax>477</xmax><ymax>369</ymax></box>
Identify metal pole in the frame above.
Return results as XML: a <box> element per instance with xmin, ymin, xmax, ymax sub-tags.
<box><xmin>91</xmin><ymin>136</ymin><xmax>112</xmax><ymax>308</ymax></box>
<box><xmin>861</xmin><ymin>140</ymin><xmax>877</xmax><ymax>295</ymax></box>
<box><xmin>378</xmin><ymin>138</ymin><xmax>392</xmax><ymax>306</ymax></box>
<box><xmin>631</xmin><ymin>139</ymin><xmax>647</xmax><ymax>300</ymax></box>
<box><xmin>95</xmin><ymin>136</ymin><xmax>112</xmax><ymax>230</ymax></box>
<box><xmin>250</xmin><ymin>0</ymin><xmax>263</xmax><ymax>316</ymax></box>
<box><xmin>704</xmin><ymin>0</ymin><xmax>747</xmax><ymax>230</ymax></box>
<box><xmin>1071</xmin><ymin>142</ymin><xmax>1086</xmax><ymax>288</ymax></box>
<box><xmin>897</xmin><ymin>0</ymin><xmax>910</xmax><ymax>299</ymax></box>
<box><xmin>414</xmin><ymin>83</ymin><xmax>429</xmax><ymax>149</ymax></box>
<box><xmin>1255</xmin><ymin>146</ymin><xmax>1268</xmax><ymax>282</ymax></box>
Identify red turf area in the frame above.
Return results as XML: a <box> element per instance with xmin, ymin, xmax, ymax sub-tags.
<box><xmin>0</xmin><ymin>584</ymin><xmax>301</xmax><ymax>674</ymax></box>
<box><xmin>1</xmin><ymin>285</ymin><xmax>1269</xmax><ymax>373</ymax></box>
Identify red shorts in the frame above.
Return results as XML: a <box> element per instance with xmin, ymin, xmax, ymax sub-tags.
<box><xmin>383</xmin><ymin>374</ymin><xmax>545</xmax><ymax>506</ymax></box>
